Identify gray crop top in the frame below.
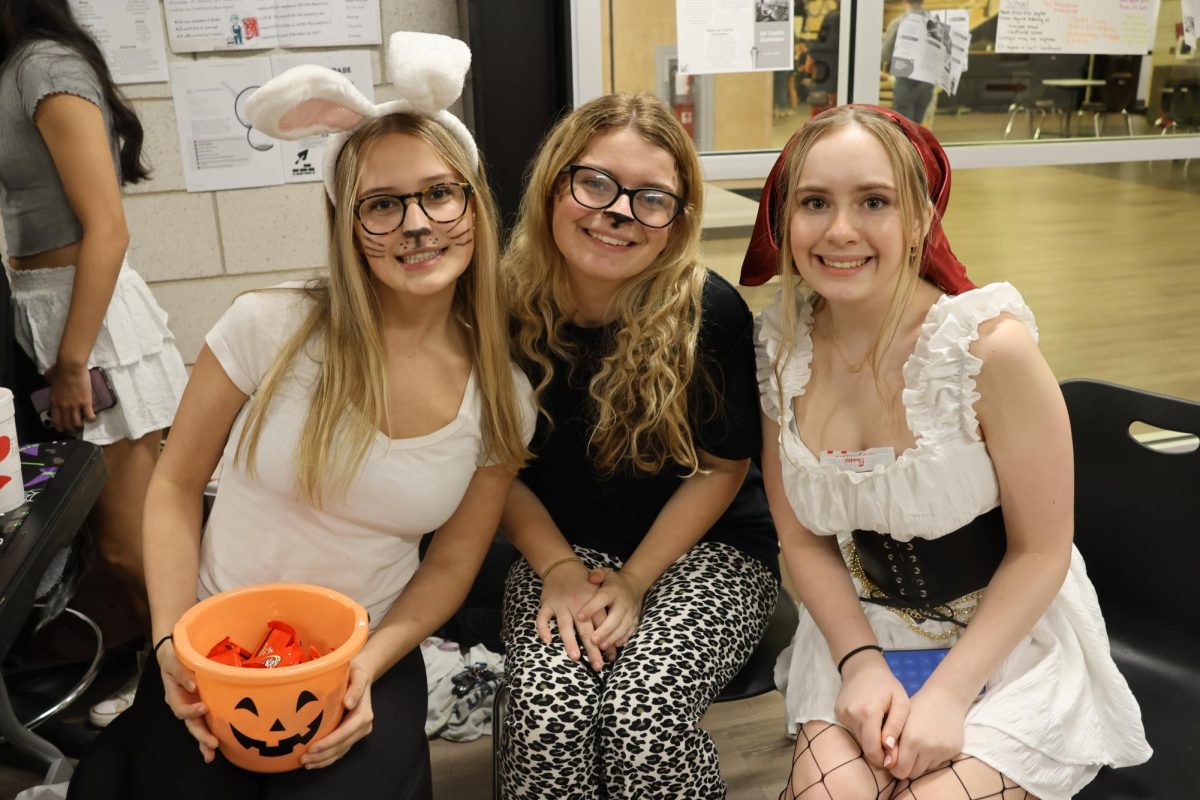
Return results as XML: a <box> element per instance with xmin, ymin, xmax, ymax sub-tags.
<box><xmin>0</xmin><ymin>40</ymin><xmax>122</xmax><ymax>258</ymax></box>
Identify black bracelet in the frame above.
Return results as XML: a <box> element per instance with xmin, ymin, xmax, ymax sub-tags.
<box><xmin>153</xmin><ymin>634</ymin><xmax>174</xmax><ymax>655</ymax></box>
<box><xmin>836</xmin><ymin>644</ymin><xmax>883</xmax><ymax>675</ymax></box>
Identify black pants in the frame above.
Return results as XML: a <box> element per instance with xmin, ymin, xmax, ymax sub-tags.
<box><xmin>69</xmin><ymin>648</ymin><xmax>432</xmax><ymax>799</ymax></box>
<box><xmin>893</xmin><ymin>76</ymin><xmax>934</xmax><ymax>124</ymax></box>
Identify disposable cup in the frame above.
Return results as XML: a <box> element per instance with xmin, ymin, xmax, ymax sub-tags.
<box><xmin>0</xmin><ymin>387</ymin><xmax>23</xmax><ymax>514</ymax></box>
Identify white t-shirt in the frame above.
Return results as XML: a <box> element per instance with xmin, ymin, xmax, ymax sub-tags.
<box><xmin>198</xmin><ymin>284</ymin><xmax>535</xmax><ymax>627</ymax></box>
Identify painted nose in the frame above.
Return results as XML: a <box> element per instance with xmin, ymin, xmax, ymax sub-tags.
<box><xmin>604</xmin><ymin>192</ymin><xmax>635</xmax><ymax>225</ymax></box>
<box><xmin>402</xmin><ymin>198</ymin><xmax>433</xmax><ymax>241</ymax></box>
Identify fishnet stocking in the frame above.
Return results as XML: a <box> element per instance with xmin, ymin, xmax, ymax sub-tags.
<box><xmin>892</xmin><ymin>757</ymin><xmax>1037</xmax><ymax>800</ymax></box>
<box><xmin>778</xmin><ymin>722</ymin><xmax>897</xmax><ymax>800</ymax></box>
<box><xmin>777</xmin><ymin>724</ymin><xmax>1039</xmax><ymax>800</ymax></box>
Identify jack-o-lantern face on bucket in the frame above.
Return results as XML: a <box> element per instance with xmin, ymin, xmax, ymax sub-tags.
<box><xmin>228</xmin><ymin>689</ymin><xmax>324</xmax><ymax>757</ymax></box>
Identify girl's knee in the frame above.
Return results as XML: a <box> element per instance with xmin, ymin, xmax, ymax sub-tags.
<box><xmin>502</xmin><ymin>660</ymin><xmax>599</xmax><ymax>734</ymax></box>
<box><xmin>780</xmin><ymin>723</ymin><xmax>895</xmax><ymax>800</ymax></box>
<box><xmin>892</xmin><ymin>757</ymin><xmax>1036</xmax><ymax>800</ymax></box>
<box><xmin>597</xmin><ymin>681</ymin><xmax>700</xmax><ymax>761</ymax></box>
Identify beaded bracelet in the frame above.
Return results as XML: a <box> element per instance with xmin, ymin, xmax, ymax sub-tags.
<box><xmin>540</xmin><ymin>556</ymin><xmax>583</xmax><ymax>580</ymax></box>
<box><xmin>836</xmin><ymin>644</ymin><xmax>883</xmax><ymax>675</ymax></box>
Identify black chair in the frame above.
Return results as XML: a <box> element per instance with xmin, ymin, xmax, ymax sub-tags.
<box><xmin>490</xmin><ymin>588</ymin><xmax>799</xmax><ymax>799</ymax></box>
<box><xmin>1002</xmin><ymin>71</ymin><xmax>1064</xmax><ymax>139</ymax></box>
<box><xmin>1060</xmin><ymin>379</ymin><xmax>1200</xmax><ymax>799</ymax></box>
<box><xmin>1157</xmin><ymin>81</ymin><xmax>1200</xmax><ymax>176</ymax></box>
<box><xmin>1079</xmin><ymin>72</ymin><xmax>1138</xmax><ymax>137</ymax></box>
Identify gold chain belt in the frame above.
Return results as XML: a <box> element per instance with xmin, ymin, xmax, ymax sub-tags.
<box><xmin>843</xmin><ymin>540</ymin><xmax>983</xmax><ymax>643</ymax></box>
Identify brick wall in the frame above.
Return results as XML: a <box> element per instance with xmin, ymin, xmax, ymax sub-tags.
<box><xmin>4</xmin><ymin>1</ymin><xmax>462</xmax><ymax>366</ymax></box>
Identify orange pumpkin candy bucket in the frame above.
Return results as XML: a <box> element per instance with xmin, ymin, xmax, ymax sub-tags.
<box><xmin>172</xmin><ymin>583</ymin><xmax>369</xmax><ymax>773</ymax></box>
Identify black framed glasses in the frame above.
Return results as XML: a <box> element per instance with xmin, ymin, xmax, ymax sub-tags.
<box><xmin>562</xmin><ymin>165</ymin><xmax>685</xmax><ymax>228</ymax></box>
<box><xmin>354</xmin><ymin>182</ymin><xmax>474</xmax><ymax>235</ymax></box>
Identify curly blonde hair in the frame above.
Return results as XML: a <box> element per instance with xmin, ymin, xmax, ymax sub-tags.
<box><xmin>236</xmin><ymin>113</ymin><xmax>530</xmax><ymax>504</ymax></box>
<box><xmin>505</xmin><ymin>93</ymin><xmax>709</xmax><ymax>475</ymax></box>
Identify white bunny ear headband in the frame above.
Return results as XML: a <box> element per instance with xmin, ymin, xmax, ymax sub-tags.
<box><xmin>245</xmin><ymin>31</ymin><xmax>477</xmax><ymax>202</ymax></box>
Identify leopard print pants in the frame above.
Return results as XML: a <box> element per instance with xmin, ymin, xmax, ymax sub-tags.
<box><xmin>499</xmin><ymin>541</ymin><xmax>779</xmax><ymax>800</ymax></box>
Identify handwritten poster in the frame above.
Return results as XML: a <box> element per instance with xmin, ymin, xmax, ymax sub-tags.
<box><xmin>996</xmin><ymin>0</ymin><xmax>1161</xmax><ymax>55</ymax></box>
<box><xmin>164</xmin><ymin>0</ymin><xmax>381</xmax><ymax>53</ymax></box>
<box><xmin>68</xmin><ymin>0</ymin><xmax>170</xmax><ymax>84</ymax></box>
<box><xmin>676</xmin><ymin>0</ymin><xmax>794</xmax><ymax>75</ymax></box>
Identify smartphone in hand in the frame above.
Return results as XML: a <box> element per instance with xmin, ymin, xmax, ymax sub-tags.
<box><xmin>884</xmin><ymin>648</ymin><xmax>986</xmax><ymax>697</ymax></box>
<box><xmin>30</xmin><ymin>366</ymin><xmax>119</xmax><ymax>428</ymax></box>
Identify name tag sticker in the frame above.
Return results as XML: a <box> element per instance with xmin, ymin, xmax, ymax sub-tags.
<box><xmin>820</xmin><ymin>447</ymin><xmax>896</xmax><ymax>472</ymax></box>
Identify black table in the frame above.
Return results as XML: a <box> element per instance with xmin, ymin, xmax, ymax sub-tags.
<box><xmin>0</xmin><ymin>440</ymin><xmax>106</xmax><ymax>784</ymax></box>
<box><xmin>1040</xmin><ymin>78</ymin><xmax>1106</xmax><ymax>136</ymax></box>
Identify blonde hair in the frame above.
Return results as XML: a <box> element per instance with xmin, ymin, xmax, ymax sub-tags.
<box><xmin>505</xmin><ymin>93</ymin><xmax>709</xmax><ymax>475</ymax></box>
<box><xmin>237</xmin><ymin>113</ymin><xmax>529</xmax><ymax>504</ymax></box>
<box><xmin>774</xmin><ymin>106</ymin><xmax>933</xmax><ymax>385</ymax></box>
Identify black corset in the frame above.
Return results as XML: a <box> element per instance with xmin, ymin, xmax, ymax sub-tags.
<box><xmin>852</xmin><ymin>506</ymin><xmax>1007</xmax><ymax>610</ymax></box>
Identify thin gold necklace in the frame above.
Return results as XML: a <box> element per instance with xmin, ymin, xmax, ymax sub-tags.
<box><xmin>827</xmin><ymin>314</ymin><xmax>869</xmax><ymax>374</ymax></box>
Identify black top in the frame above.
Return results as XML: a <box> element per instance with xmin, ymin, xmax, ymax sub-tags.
<box><xmin>519</xmin><ymin>271</ymin><xmax>779</xmax><ymax>576</ymax></box>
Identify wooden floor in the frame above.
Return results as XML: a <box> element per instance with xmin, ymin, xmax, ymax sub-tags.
<box><xmin>708</xmin><ymin>155</ymin><xmax>1200</xmax><ymax>405</ymax></box>
<box><xmin>430</xmin><ymin>692</ymin><xmax>796</xmax><ymax>799</ymax></box>
<box><xmin>770</xmin><ymin>107</ymin><xmax>1163</xmax><ymax>149</ymax></box>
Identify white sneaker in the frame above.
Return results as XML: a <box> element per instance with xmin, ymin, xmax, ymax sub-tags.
<box><xmin>88</xmin><ymin>666</ymin><xmax>140</xmax><ymax>727</ymax></box>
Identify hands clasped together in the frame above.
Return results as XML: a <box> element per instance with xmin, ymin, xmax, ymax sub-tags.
<box><xmin>157</xmin><ymin>642</ymin><xmax>377</xmax><ymax>768</ymax></box>
<box><xmin>536</xmin><ymin>558</ymin><xmax>648</xmax><ymax>672</ymax></box>
<box><xmin>834</xmin><ymin>650</ymin><xmax>975</xmax><ymax>782</ymax></box>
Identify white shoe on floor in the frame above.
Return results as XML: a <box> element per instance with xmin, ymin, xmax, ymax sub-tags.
<box><xmin>88</xmin><ymin>665</ymin><xmax>140</xmax><ymax>728</ymax></box>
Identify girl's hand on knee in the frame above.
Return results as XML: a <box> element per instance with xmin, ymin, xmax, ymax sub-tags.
<box><xmin>157</xmin><ymin>642</ymin><xmax>218</xmax><ymax>763</ymax></box>
<box><xmin>833</xmin><ymin>653</ymin><xmax>908</xmax><ymax>769</ymax></box>
<box><xmin>578</xmin><ymin>568</ymin><xmax>646</xmax><ymax>651</ymax></box>
<box><xmin>301</xmin><ymin>661</ymin><xmax>374</xmax><ymax>769</ymax></box>
<box><xmin>536</xmin><ymin>562</ymin><xmax>607</xmax><ymax>670</ymax></box>
<box><xmin>888</xmin><ymin>684</ymin><xmax>968</xmax><ymax>780</ymax></box>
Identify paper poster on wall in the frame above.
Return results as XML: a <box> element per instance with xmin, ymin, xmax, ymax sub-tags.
<box><xmin>164</xmin><ymin>0</ymin><xmax>381</xmax><ymax>53</ymax></box>
<box><xmin>268</xmin><ymin>52</ymin><xmax>375</xmax><ymax>184</ymax></box>
<box><xmin>995</xmin><ymin>0</ymin><xmax>1160</xmax><ymax>55</ymax></box>
<box><xmin>676</xmin><ymin>0</ymin><xmax>794</xmax><ymax>75</ymax></box>
<box><xmin>68</xmin><ymin>0</ymin><xmax>170</xmax><ymax>84</ymax></box>
<box><xmin>890</xmin><ymin>10</ymin><xmax>971</xmax><ymax>96</ymax></box>
<box><xmin>1184</xmin><ymin>0</ymin><xmax>1199</xmax><ymax>49</ymax></box>
<box><xmin>171</xmin><ymin>58</ymin><xmax>281</xmax><ymax>191</ymax></box>
<box><xmin>172</xmin><ymin>53</ymin><xmax>375</xmax><ymax>192</ymax></box>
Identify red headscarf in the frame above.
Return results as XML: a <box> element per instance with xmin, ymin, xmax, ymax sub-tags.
<box><xmin>739</xmin><ymin>104</ymin><xmax>974</xmax><ymax>295</ymax></box>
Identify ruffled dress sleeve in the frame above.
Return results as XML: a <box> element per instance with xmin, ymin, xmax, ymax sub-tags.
<box><xmin>754</xmin><ymin>289</ymin><xmax>814</xmax><ymax>425</ymax></box>
<box><xmin>756</xmin><ymin>282</ymin><xmax>1041</xmax><ymax>541</ymax></box>
<box><xmin>901</xmin><ymin>281</ymin><xmax>1038</xmax><ymax>445</ymax></box>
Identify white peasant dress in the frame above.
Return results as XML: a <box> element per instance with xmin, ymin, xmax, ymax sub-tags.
<box><xmin>756</xmin><ymin>282</ymin><xmax>1151</xmax><ymax>800</ymax></box>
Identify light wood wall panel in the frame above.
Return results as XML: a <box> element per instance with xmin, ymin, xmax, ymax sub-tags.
<box><xmin>603</xmin><ymin>0</ymin><xmax>774</xmax><ymax>150</ymax></box>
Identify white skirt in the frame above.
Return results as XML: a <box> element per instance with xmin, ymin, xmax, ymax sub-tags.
<box><xmin>774</xmin><ymin>546</ymin><xmax>1152</xmax><ymax>800</ymax></box>
<box><xmin>7</xmin><ymin>262</ymin><xmax>188</xmax><ymax>446</ymax></box>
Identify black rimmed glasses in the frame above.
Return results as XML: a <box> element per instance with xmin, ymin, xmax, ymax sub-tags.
<box><xmin>354</xmin><ymin>182</ymin><xmax>474</xmax><ymax>235</ymax></box>
<box><xmin>562</xmin><ymin>165</ymin><xmax>685</xmax><ymax>228</ymax></box>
